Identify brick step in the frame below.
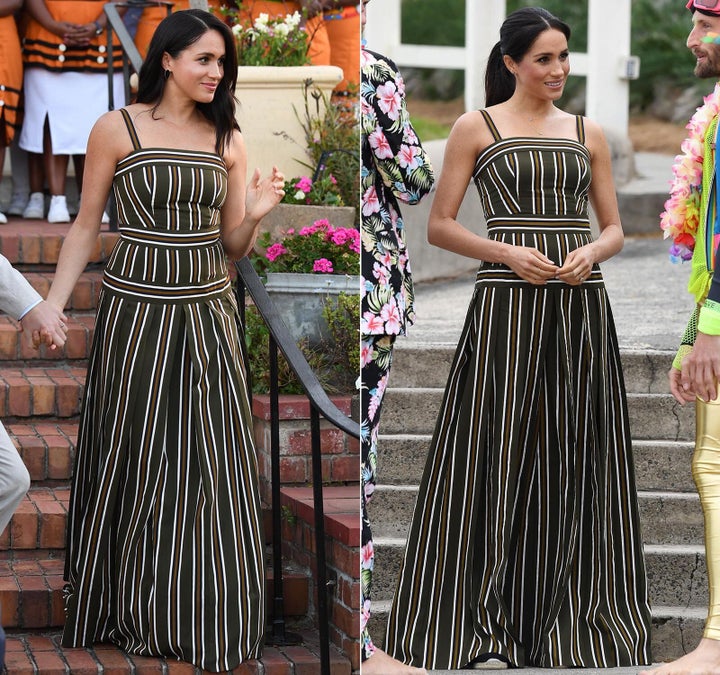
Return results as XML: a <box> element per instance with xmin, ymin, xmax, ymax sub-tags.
<box><xmin>0</xmin><ymin>314</ymin><xmax>95</xmax><ymax>365</ymax></box>
<box><xmin>0</xmin><ymin>368</ymin><xmax>85</xmax><ymax>419</ymax></box>
<box><xmin>0</xmin><ymin>557</ymin><xmax>311</xmax><ymax>631</ymax></box>
<box><xmin>7</xmin><ymin>421</ymin><xmax>76</xmax><ymax>482</ymax></box>
<box><xmin>4</xmin><ymin>629</ymin><xmax>351</xmax><ymax>674</ymax></box>
<box><xmin>0</xmin><ymin>219</ymin><xmax>118</xmax><ymax>267</ymax></box>
<box><xmin>1</xmin><ymin>487</ymin><xmax>68</xmax><ymax>552</ymax></box>
<box><xmin>22</xmin><ymin>269</ymin><xmax>104</xmax><ymax>313</ymax></box>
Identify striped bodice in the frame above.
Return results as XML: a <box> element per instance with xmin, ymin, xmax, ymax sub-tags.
<box><xmin>472</xmin><ymin>111</ymin><xmax>600</xmax><ymax>286</ymax></box>
<box><xmin>104</xmin><ymin>147</ymin><xmax>230</xmax><ymax>303</ymax></box>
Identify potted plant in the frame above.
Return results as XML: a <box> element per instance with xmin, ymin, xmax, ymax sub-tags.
<box><xmin>225</xmin><ymin>7</ymin><xmax>344</xmax><ymax>177</ymax></box>
<box><xmin>250</xmin><ymin>217</ymin><xmax>360</xmax><ymax>348</ymax></box>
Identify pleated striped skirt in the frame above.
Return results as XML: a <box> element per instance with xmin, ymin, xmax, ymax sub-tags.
<box><xmin>384</xmin><ymin>255</ymin><xmax>652</xmax><ymax>668</ymax></box>
<box><xmin>62</xmin><ymin>227</ymin><xmax>265</xmax><ymax>672</ymax></box>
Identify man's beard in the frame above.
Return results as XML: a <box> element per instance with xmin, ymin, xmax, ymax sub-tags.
<box><xmin>695</xmin><ymin>49</ymin><xmax>720</xmax><ymax>78</ymax></box>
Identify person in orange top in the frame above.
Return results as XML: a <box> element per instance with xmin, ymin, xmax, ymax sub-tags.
<box><xmin>18</xmin><ymin>0</ymin><xmax>125</xmax><ymax>223</ymax></box>
<box><xmin>0</xmin><ymin>0</ymin><xmax>24</xmax><ymax>223</ymax></box>
<box><xmin>322</xmin><ymin>0</ymin><xmax>359</xmax><ymax>94</ymax></box>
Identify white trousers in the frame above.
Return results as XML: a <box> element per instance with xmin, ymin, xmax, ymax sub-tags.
<box><xmin>0</xmin><ymin>423</ymin><xmax>29</xmax><ymax>535</ymax></box>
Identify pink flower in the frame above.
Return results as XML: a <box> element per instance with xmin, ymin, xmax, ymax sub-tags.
<box><xmin>376</xmin><ymin>81</ymin><xmax>401</xmax><ymax>119</ymax></box>
<box><xmin>368</xmin><ymin>127</ymin><xmax>393</xmax><ymax>159</ymax></box>
<box><xmin>362</xmin><ymin>186</ymin><xmax>380</xmax><ymax>216</ymax></box>
<box><xmin>361</xmin><ymin>312</ymin><xmax>384</xmax><ymax>333</ymax></box>
<box><xmin>294</xmin><ymin>176</ymin><xmax>313</xmax><ymax>193</ymax></box>
<box><xmin>372</xmin><ymin>261</ymin><xmax>390</xmax><ymax>286</ymax></box>
<box><xmin>313</xmin><ymin>258</ymin><xmax>334</xmax><ymax>273</ymax></box>
<box><xmin>398</xmin><ymin>144</ymin><xmax>420</xmax><ymax>170</ymax></box>
<box><xmin>380</xmin><ymin>304</ymin><xmax>401</xmax><ymax>334</ymax></box>
<box><xmin>360</xmin><ymin>342</ymin><xmax>373</xmax><ymax>367</ymax></box>
<box><xmin>265</xmin><ymin>243</ymin><xmax>287</xmax><ymax>262</ymax></box>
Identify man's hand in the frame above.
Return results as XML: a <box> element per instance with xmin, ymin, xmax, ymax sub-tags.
<box><xmin>670</xmin><ymin>366</ymin><xmax>695</xmax><ymax>404</ymax></box>
<box><xmin>681</xmin><ymin>331</ymin><xmax>720</xmax><ymax>401</ymax></box>
<box><xmin>19</xmin><ymin>301</ymin><xmax>68</xmax><ymax>350</ymax></box>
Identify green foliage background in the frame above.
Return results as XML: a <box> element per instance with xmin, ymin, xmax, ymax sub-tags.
<box><xmin>400</xmin><ymin>0</ymin><xmax>699</xmax><ymax>112</ymax></box>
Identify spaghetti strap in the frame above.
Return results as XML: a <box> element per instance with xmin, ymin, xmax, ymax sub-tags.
<box><xmin>480</xmin><ymin>109</ymin><xmax>502</xmax><ymax>141</ymax></box>
<box><xmin>119</xmin><ymin>108</ymin><xmax>142</xmax><ymax>150</ymax></box>
<box><xmin>575</xmin><ymin>115</ymin><xmax>586</xmax><ymax>144</ymax></box>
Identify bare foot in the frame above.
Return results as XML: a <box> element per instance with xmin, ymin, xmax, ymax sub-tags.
<box><xmin>639</xmin><ymin>638</ymin><xmax>720</xmax><ymax>675</ymax></box>
<box><xmin>362</xmin><ymin>648</ymin><xmax>429</xmax><ymax>674</ymax></box>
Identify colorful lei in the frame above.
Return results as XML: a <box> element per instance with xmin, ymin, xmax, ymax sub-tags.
<box><xmin>661</xmin><ymin>81</ymin><xmax>720</xmax><ymax>263</ymax></box>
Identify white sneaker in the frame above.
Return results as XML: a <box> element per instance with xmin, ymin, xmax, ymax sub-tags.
<box><xmin>47</xmin><ymin>195</ymin><xmax>70</xmax><ymax>223</ymax></box>
<box><xmin>7</xmin><ymin>192</ymin><xmax>28</xmax><ymax>216</ymax></box>
<box><xmin>22</xmin><ymin>192</ymin><xmax>45</xmax><ymax>219</ymax></box>
<box><xmin>0</xmin><ymin>211</ymin><xmax>6</xmax><ymax>224</ymax></box>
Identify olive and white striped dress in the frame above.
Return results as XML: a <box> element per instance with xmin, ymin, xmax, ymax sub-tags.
<box><xmin>384</xmin><ymin>111</ymin><xmax>652</xmax><ymax>669</ymax></box>
<box><xmin>62</xmin><ymin>109</ymin><xmax>265</xmax><ymax>672</ymax></box>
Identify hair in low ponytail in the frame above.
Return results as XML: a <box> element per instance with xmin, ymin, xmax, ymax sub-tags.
<box><xmin>483</xmin><ymin>7</ymin><xmax>571</xmax><ymax>107</ymax></box>
<box><xmin>484</xmin><ymin>41</ymin><xmax>515</xmax><ymax>107</ymax></box>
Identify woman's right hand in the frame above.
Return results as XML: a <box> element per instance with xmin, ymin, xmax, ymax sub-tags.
<box><xmin>503</xmin><ymin>246</ymin><xmax>559</xmax><ymax>285</ymax></box>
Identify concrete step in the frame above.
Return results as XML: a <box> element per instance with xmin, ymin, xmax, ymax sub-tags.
<box><xmin>371</xmin><ymin>537</ymin><xmax>708</xmax><ymax>608</ymax></box>
<box><xmin>0</xmin><ymin>557</ymin><xmax>311</xmax><ymax>631</ymax></box>
<box><xmin>390</xmin><ymin>345</ymin><xmax>675</xmax><ymax>394</ymax></box>
<box><xmin>380</xmin><ymin>388</ymin><xmax>695</xmax><ymax>440</ymax></box>
<box><xmin>369</xmin><ymin>487</ymin><xmax>704</xmax><ymax>546</ymax></box>
<box><xmin>0</xmin><ymin>367</ymin><xmax>85</xmax><ymax>418</ymax></box>
<box><xmin>377</xmin><ymin>436</ymin><xmax>696</xmax><ymax>492</ymax></box>
<box><xmin>4</xmin><ymin>629</ymin><xmax>352</xmax><ymax>674</ymax></box>
<box><xmin>367</xmin><ymin>600</ymin><xmax>705</xmax><ymax>667</ymax></box>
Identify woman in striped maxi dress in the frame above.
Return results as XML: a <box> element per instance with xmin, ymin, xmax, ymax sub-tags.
<box><xmin>43</xmin><ymin>10</ymin><xmax>284</xmax><ymax>671</ymax></box>
<box><xmin>384</xmin><ymin>7</ymin><xmax>652</xmax><ymax>669</ymax></box>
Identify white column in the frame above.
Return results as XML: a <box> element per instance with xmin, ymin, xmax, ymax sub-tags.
<box><xmin>363</xmin><ymin>0</ymin><xmax>402</xmax><ymax>58</ymax></box>
<box><xmin>465</xmin><ymin>0</ymin><xmax>506</xmax><ymax>111</ymax></box>
<box><xmin>586</xmin><ymin>0</ymin><xmax>633</xmax><ymax>134</ymax></box>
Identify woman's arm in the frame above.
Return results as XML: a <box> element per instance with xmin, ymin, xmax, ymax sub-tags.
<box><xmin>427</xmin><ymin>111</ymin><xmax>558</xmax><ymax>284</ymax></box>
<box><xmin>0</xmin><ymin>0</ymin><xmax>22</xmax><ymax>18</ymax></box>
<box><xmin>220</xmin><ymin>131</ymin><xmax>284</xmax><ymax>260</ymax></box>
<box><xmin>24</xmin><ymin>0</ymin><xmax>79</xmax><ymax>37</ymax></box>
<box><xmin>47</xmin><ymin>112</ymin><xmax>125</xmax><ymax>311</ymax></box>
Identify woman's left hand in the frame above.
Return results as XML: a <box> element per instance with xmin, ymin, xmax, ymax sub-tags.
<box><xmin>245</xmin><ymin>166</ymin><xmax>285</xmax><ymax>222</ymax></box>
<box><xmin>556</xmin><ymin>244</ymin><xmax>596</xmax><ymax>286</ymax></box>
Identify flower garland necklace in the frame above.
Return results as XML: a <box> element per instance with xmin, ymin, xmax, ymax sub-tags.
<box><xmin>661</xmin><ymin>82</ymin><xmax>720</xmax><ymax>262</ymax></box>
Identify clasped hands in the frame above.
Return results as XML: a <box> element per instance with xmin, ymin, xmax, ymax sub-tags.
<box><xmin>505</xmin><ymin>245</ymin><xmax>593</xmax><ymax>287</ymax></box>
<box><xmin>19</xmin><ymin>301</ymin><xmax>68</xmax><ymax>352</ymax></box>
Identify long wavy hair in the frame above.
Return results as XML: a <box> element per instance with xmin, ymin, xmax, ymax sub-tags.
<box><xmin>136</xmin><ymin>9</ymin><xmax>239</xmax><ymax>154</ymax></box>
<box><xmin>484</xmin><ymin>7</ymin><xmax>571</xmax><ymax>107</ymax></box>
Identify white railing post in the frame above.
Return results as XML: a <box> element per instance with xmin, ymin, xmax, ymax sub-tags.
<box><xmin>465</xmin><ymin>0</ymin><xmax>506</xmax><ymax>112</ymax></box>
<box><xmin>586</xmin><ymin>0</ymin><xmax>635</xmax><ymax>134</ymax></box>
<box><xmin>363</xmin><ymin>0</ymin><xmax>402</xmax><ymax>59</ymax></box>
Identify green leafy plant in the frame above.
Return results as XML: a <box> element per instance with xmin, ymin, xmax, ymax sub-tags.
<box><xmin>251</xmin><ymin>218</ymin><xmax>360</xmax><ymax>276</ymax></box>
<box><xmin>243</xmin><ymin>299</ymin><xmax>359</xmax><ymax>395</ymax></box>
<box><xmin>296</xmin><ymin>83</ymin><xmax>360</xmax><ymax>211</ymax></box>
<box><xmin>281</xmin><ymin>174</ymin><xmax>345</xmax><ymax>207</ymax></box>
<box><xmin>228</xmin><ymin>10</ymin><xmax>309</xmax><ymax>67</ymax></box>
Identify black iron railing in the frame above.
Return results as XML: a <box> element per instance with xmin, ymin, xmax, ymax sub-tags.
<box><xmin>235</xmin><ymin>258</ymin><xmax>359</xmax><ymax>675</ymax></box>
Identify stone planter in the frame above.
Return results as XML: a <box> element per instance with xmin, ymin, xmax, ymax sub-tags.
<box><xmin>260</xmin><ymin>203</ymin><xmax>357</xmax><ymax>239</ymax></box>
<box><xmin>265</xmin><ymin>272</ymin><xmax>360</xmax><ymax>347</ymax></box>
<box><xmin>235</xmin><ymin>65</ymin><xmax>343</xmax><ymax>179</ymax></box>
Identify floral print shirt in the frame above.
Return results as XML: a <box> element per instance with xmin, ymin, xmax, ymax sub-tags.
<box><xmin>360</xmin><ymin>47</ymin><xmax>434</xmax><ymax>336</ymax></box>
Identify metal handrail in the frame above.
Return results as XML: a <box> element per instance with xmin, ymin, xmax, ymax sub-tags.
<box><xmin>235</xmin><ymin>257</ymin><xmax>359</xmax><ymax>675</ymax></box>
